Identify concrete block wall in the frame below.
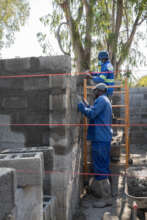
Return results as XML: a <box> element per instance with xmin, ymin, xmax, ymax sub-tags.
<box><xmin>1</xmin><ymin>146</ymin><xmax>54</xmax><ymax>195</ymax></box>
<box><xmin>129</xmin><ymin>87</ymin><xmax>147</xmax><ymax>146</ymax></box>
<box><xmin>0</xmin><ymin>152</ymin><xmax>44</xmax><ymax>220</ymax></box>
<box><xmin>49</xmin><ymin>73</ymin><xmax>82</xmax><ymax>220</ymax></box>
<box><xmin>16</xmin><ymin>185</ymin><xmax>43</xmax><ymax>220</ymax></box>
<box><xmin>0</xmin><ymin>152</ymin><xmax>44</xmax><ymax>186</ymax></box>
<box><xmin>0</xmin><ymin>56</ymin><xmax>70</xmax><ymax>149</ymax></box>
<box><xmin>0</xmin><ymin>56</ymin><xmax>82</xmax><ymax>220</ymax></box>
<box><xmin>0</xmin><ymin>168</ymin><xmax>17</xmax><ymax>220</ymax></box>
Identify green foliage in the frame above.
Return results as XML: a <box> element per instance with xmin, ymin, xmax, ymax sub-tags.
<box><xmin>38</xmin><ymin>0</ymin><xmax>147</xmax><ymax>73</ymax></box>
<box><xmin>136</xmin><ymin>75</ymin><xmax>147</xmax><ymax>87</ymax></box>
<box><xmin>0</xmin><ymin>0</ymin><xmax>30</xmax><ymax>49</ymax></box>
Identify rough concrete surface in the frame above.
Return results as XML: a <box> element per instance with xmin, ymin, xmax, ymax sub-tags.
<box><xmin>0</xmin><ymin>152</ymin><xmax>44</xmax><ymax>186</ymax></box>
<box><xmin>1</xmin><ymin>146</ymin><xmax>54</xmax><ymax>195</ymax></box>
<box><xmin>127</xmin><ymin>167</ymin><xmax>147</xmax><ymax>197</ymax></box>
<box><xmin>0</xmin><ymin>168</ymin><xmax>16</xmax><ymax>220</ymax></box>
<box><xmin>15</xmin><ymin>185</ymin><xmax>43</xmax><ymax>220</ymax></box>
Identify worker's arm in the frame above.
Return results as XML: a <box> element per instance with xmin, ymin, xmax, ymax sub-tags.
<box><xmin>78</xmin><ymin>97</ymin><xmax>105</xmax><ymax>119</ymax></box>
<box><xmin>91</xmin><ymin>63</ymin><xmax>114</xmax><ymax>84</ymax></box>
<box><xmin>92</xmin><ymin>74</ymin><xmax>106</xmax><ymax>83</ymax></box>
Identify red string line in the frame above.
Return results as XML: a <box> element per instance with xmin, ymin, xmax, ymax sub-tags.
<box><xmin>0</xmin><ymin>71</ymin><xmax>117</xmax><ymax>79</ymax></box>
<box><xmin>0</xmin><ymin>123</ymin><xmax>146</xmax><ymax>127</ymax></box>
<box><xmin>14</xmin><ymin>169</ymin><xmax>147</xmax><ymax>178</ymax></box>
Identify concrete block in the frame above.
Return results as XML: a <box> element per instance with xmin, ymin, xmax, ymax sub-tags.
<box><xmin>16</xmin><ymin>185</ymin><xmax>43</xmax><ymax>220</ymax></box>
<box><xmin>49</xmin><ymin>111</ymin><xmax>68</xmax><ymax>124</ymax></box>
<box><xmin>0</xmin><ymin>78</ymin><xmax>24</xmax><ymax>90</ymax></box>
<box><xmin>49</xmin><ymin>75</ymin><xmax>67</xmax><ymax>89</ymax></box>
<box><xmin>0</xmin><ymin>168</ymin><xmax>16</xmax><ymax>220</ymax></box>
<box><xmin>39</xmin><ymin>55</ymin><xmax>71</xmax><ymax>73</ymax></box>
<box><xmin>27</xmin><ymin>91</ymin><xmax>49</xmax><ymax>112</ymax></box>
<box><xmin>0</xmin><ymin>114</ymin><xmax>25</xmax><ymax>144</ymax></box>
<box><xmin>24</xmin><ymin>77</ymin><xmax>49</xmax><ymax>91</ymax></box>
<box><xmin>49</xmin><ymin>94</ymin><xmax>68</xmax><ymax>111</ymax></box>
<box><xmin>0</xmin><ymin>152</ymin><xmax>44</xmax><ymax>187</ymax></box>
<box><xmin>1</xmin><ymin>147</ymin><xmax>54</xmax><ymax>194</ymax></box>
<box><xmin>144</xmin><ymin>94</ymin><xmax>147</xmax><ymax>100</ymax></box>
<box><xmin>1</xmin><ymin>147</ymin><xmax>54</xmax><ymax>170</ymax></box>
<box><xmin>2</xmin><ymin>96</ymin><xmax>27</xmax><ymax>109</ymax></box>
<box><xmin>43</xmin><ymin>195</ymin><xmax>56</xmax><ymax>220</ymax></box>
<box><xmin>4</xmin><ymin>58</ymin><xmax>31</xmax><ymax>73</ymax></box>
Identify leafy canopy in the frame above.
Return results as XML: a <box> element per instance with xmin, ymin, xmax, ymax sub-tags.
<box><xmin>136</xmin><ymin>75</ymin><xmax>147</xmax><ymax>87</ymax></box>
<box><xmin>0</xmin><ymin>0</ymin><xmax>30</xmax><ymax>49</ymax></box>
<box><xmin>38</xmin><ymin>0</ymin><xmax>147</xmax><ymax>74</ymax></box>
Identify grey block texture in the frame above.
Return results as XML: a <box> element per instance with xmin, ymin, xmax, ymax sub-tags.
<box><xmin>43</xmin><ymin>195</ymin><xmax>56</xmax><ymax>220</ymax></box>
<box><xmin>0</xmin><ymin>168</ymin><xmax>16</xmax><ymax>220</ymax></box>
<box><xmin>0</xmin><ymin>55</ymin><xmax>71</xmax><ymax>149</ymax></box>
<box><xmin>0</xmin><ymin>55</ymin><xmax>83</xmax><ymax>220</ymax></box>
<box><xmin>1</xmin><ymin>147</ymin><xmax>54</xmax><ymax>194</ymax></box>
<box><xmin>128</xmin><ymin>87</ymin><xmax>147</xmax><ymax>145</ymax></box>
<box><xmin>0</xmin><ymin>152</ymin><xmax>44</xmax><ymax>187</ymax></box>
<box><xmin>16</xmin><ymin>185</ymin><xmax>43</xmax><ymax>220</ymax></box>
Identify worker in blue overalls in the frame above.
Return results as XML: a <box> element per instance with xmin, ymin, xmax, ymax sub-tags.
<box><xmin>87</xmin><ymin>51</ymin><xmax>114</xmax><ymax>98</ymax></box>
<box><xmin>78</xmin><ymin>83</ymin><xmax>113</xmax><ymax>203</ymax></box>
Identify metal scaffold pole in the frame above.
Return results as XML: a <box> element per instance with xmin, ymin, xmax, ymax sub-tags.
<box><xmin>83</xmin><ymin>78</ymin><xmax>130</xmax><ymax>169</ymax></box>
<box><xmin>124</xmin><ymin>78</ymin><xmax>130</xmax><ymax>168</ymax></box>
<box><xmin>83</xmin><ymin>79</ymin><xmax>88</xmax><ymax>174</ymax></box>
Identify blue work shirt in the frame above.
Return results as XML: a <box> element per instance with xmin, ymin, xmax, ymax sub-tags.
<box><xmin>78</xmin><ymin>95</ymin><xmax>113</xmax><ymax>142</ymax></box>
<box><xmin>91</xmin><ymin>60</ymin><xmax>114</xmax><ymax>96</ymax></box>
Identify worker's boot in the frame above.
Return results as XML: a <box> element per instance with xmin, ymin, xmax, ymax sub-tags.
<box><xmin>91</xmin><ymin>178</ymin><xmax>111</xmax><ymax>198</ymax></box>
<box><xmin>91</xmin><ymin>179</ymin><xmax>113</xmax><ymax>208</ymax></box>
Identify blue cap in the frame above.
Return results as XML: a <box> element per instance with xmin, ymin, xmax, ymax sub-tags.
<box><xmin>98</xmin><ymin>51</ymin><xmax>109</xmax><ymax>60</ymax></box>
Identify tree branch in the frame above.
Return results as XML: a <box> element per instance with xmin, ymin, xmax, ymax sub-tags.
<box><xmin>57</xmin><ymin>0</ymin><xmax>88</xmax><ymax>71</ymax></box>
<box><xmin>117</xmin><ymin>0</ymin><xmax>146</xmax><ymax>67</ymax></box>
<box><xmin>124</xmin><ymin>0</ymin><xmax>129</xmax><ymax>40</ymax></box>
<box><xmin>76</xmin><ymin>3</ymin><xmax>83</xmax><ymax>24</ymax></box>
<box><xmin>117</xmin><ymin>14</ymin><xmax>141</xmax><ymax>67</ymax></box>
<box><xmin>137</xmin><ymin>16</ymin><xmax>147</xmax><ymax>25</ymax></box>
<box><xmin>82</xmin><ymin>0</ymin><xmax>89</xmax><ymax>13</ymax></box>
<box><xmin>112</xmin><ymin>0</ymin><xmax>115</xmax><ymax>33</ymax></box>
<box><xmin>81</xmin><ymin>0</ymin><xmax>94</xmax><ymax>66</ymax></box>
<box><xmin>115</xmin><ymin>0</ymin><xmax>123</xmax><ymax>43</ymax></box>
<box><xmin>56</xmin><ymin>22</ymin><xmax>70</xmax><ymax>56</ymax></box>
<box><xmin>111</xmin><ymin>0</ymin><xmax>123</xmax><ymax>70</ymax></box>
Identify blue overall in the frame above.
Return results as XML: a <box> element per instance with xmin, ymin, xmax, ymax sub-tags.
<box><xmin>91</xmin><ymin>60</ymin><xmax>114</xmax><ymax>96</ymax></box>
<box><xmin>78</xmin><ymin>95</ymin><xmax>112</xmax><ymax>180</ymax></box>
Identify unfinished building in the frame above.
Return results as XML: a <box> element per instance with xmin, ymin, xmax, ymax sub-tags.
<box><xmin>0</xmin><ymin>55</ymin><xmax>147</xmax><ymax>220</ymax></box>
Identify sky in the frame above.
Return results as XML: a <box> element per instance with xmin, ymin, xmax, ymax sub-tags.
<box><xmin>1</xmin><ymin>0</ymin><xmax>147</xmax><ymax>79</ymax></box>
<box><xmin>1</xmin><ymin>0</ymin><xmax>61</xmax><ymax>58</ymax></box>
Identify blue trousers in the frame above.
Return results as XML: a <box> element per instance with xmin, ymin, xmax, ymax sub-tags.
<box><xmin>92</xmin><ymin>141</ymin><xmax>111</xmax><ymax>180</ymax></box>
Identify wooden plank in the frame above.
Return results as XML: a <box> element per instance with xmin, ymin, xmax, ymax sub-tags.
<box><xmin>112</xmin><ymin>105</ymin><xmax>126</xmax><ymax>108</ymax></box>
<box><xmin>113</xmin><ymin>91</ymin><xmax>126</xmax><ymax>94</ymax></box>
<box><xmin>124</xmin><ymin>79</ymin><xmax>130</xmax><ymax>168</ymax></box>
<box><xmin>116</xmin><ymin>118</ymin><xmax>125</xmax><ymax>121</ymax></box>
<box><xmin>83</xmin><ymin>79</ymin><xmax>88</xmax><ymax>174</ymax></box>
<box><xmin>87</xmin><ymin>85</ymin><xmax>124</xmax><ymax>89</ymax></box>
<box><xmin>112</xmin><ymin>124</ymin><xmax>126</xmax><ymax>127</ymax></box>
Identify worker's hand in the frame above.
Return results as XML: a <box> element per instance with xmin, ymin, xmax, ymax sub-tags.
<box><xmin>84</xmin><ymin>69</ymin><xmax>90</xmax><ymax>73</ymax></box>
<box><xmin>78</xmin><ymin>102</ymin><xmax>85</xmax><ymax>113</ymax></box>
<box><xmin>84</xmin><ymin>69</ymin><xmax>92</xmax><ymax>79</ymax></box>
<box><xmin>86</xmin><ymin>72</ymin><xmax>93</xmax><ymax>79</ymax></box>
<box><xmin>82</xmin><ymin>98</ymin><xmax>89</xmax><ymax>106</ymax></box>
